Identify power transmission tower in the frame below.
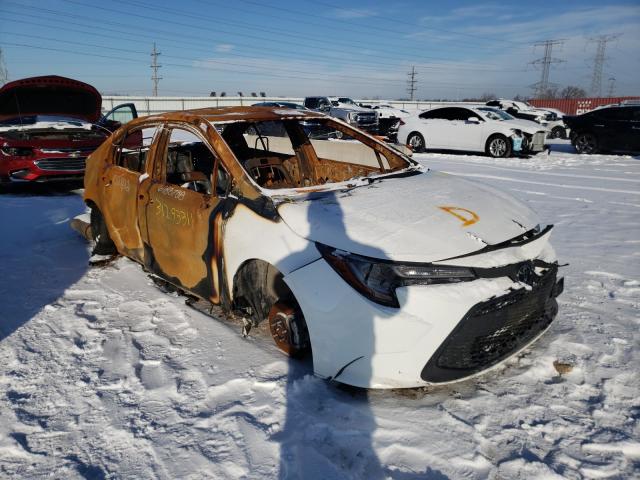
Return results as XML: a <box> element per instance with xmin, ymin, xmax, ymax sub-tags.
<box><xmin>607</xmin><ymin>77</ymin><xmax>616</xmax><ymax>97</ymax></box>
<box><xmin>588</xmin><ymin>34</ymin><xmax>619</xmax><ymax>97</ymax></box>
<box><xmin>529</xmin><ymin>39</ymin><xmax>565</xmax><ymax>98</ymax></box>
<box><xmin>150</xmin><ymin>43</ymin><xmax>162</xmax><ymax>97</ymax></box>
<box><xmin>0</xmin><ymin>48</ymin><xmax>8</xmax><ymax>86</ymax></box>
<box><xmin>406</xmin><ymin>66</ymin><xmax>417</xmax><ymax>101</ymax></box>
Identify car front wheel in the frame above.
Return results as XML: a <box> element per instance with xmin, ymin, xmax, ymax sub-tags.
<box><xmin>486</xmin><ymin>134</ymin><xmax>512</xmax><ymax>158</ymax></box>
<box><xmin>407</xmin><ymin>132</ymin><xmax>425</xmax><ymax>152</ymax></box>
<box><xmin>574</xmin><ymin>132</ymin><xmax>598</xmax><ymax>154</ymax></box>
<box><xmin>550</xmin><ymin>126</ymin><xmax>566</xmax><ymax>139</ymax></box>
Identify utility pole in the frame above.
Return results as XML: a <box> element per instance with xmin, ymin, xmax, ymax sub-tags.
<box><xmin>588</xmin><ymin>34</ymin><xmax>619</xmax><ymax>97</ymax></box>
<box><xmin>150</xmin><ymin>43</ymin><xmax>162</xmax><ymax>97</ymax></box>
<box><xmin>0</xmin><ymin>48</ymin><xmax>8</xmax><ymax>86</ymax></box>
<box><xmin>607</xmin><ymin>77</ymin><xmax>616</xmax><ymax>97</ymax></box>
<box><xmin>406</xmin><ymin>66</ymin><xmax>417</xmax><ymax>101</ymax></box>
<box><xmin>530</xmin><ymin>39</ymin><xmax>565</xmax><ymax>98</ymax></box>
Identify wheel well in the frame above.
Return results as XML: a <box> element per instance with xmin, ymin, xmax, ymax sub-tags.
<box><xmin>232</xmin><ymin>259</ymin><xmax>293</xmax><ymax>324</ymax></box>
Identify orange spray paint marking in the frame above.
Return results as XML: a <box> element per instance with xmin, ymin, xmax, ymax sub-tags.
<box><xmin>438</xmin><ymin>206</ymin><xmax>480</xmax><ymax>227</ymax></box>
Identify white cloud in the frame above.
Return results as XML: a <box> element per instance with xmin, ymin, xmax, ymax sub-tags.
<box><xmin>330</xmin><ymin>8</ymin><xmax>377</xmax><ymax>19</ymax></box>
<box><xmin>215</xmin><ymin>44</ymin><xmax>234</xmax><ymax>53</ymax></box>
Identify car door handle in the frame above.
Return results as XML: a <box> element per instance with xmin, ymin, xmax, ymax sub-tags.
<box><xmin>633</xmin><ymin>126</ymin><xmax>640</xmax><ymax>130</ymax></box>
<box><xmin>594</xmin><ymin>124</ymin><xmax>605</xmax><ymax>127</ymax></box>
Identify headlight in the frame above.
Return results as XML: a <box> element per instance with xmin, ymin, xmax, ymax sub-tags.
<box><xmin>1</xmin><ymin>146</ymin><xmax>33</xmax><ymax>157</ymax></box>
<box><xmin>317</xmin><ymin>243</ymin><xmax>476</xmax><ymax>307</ymax></box>
<box><xmin>347</xmin><ymin>112</ymin><xmax>358</xmax><ymax>122</ymax></box>
<box><xmin>510</xmin><ymin>128</ymin><xmax>523</xmax><ymax>137</ymax></box>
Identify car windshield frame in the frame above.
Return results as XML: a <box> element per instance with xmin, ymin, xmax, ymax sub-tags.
<box><xmin>208</xmin><ymin>116</ymin><xmax>419</xmax><ymax>196</ymax></box>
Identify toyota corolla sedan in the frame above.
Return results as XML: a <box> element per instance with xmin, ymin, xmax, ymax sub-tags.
<box><xmin>83</xmin><ymin>106</ymin><xmax>563</xmax><ymax>388</ymax></box>
<box><xmin>397</xmin><ymin>106</ymin><xmax>548</xmax><ymax>157</ymax></box>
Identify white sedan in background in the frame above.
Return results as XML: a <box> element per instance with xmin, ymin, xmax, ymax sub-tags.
<box><xmin>398</xmin><ymin>106</ymin><xmax>548</xmax><ymax>157</ymax></box>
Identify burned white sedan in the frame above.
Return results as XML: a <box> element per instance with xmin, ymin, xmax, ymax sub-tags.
<box><xmin>83</xmin><ymin>107</ymin><xmax>563</xmax><ymax>389</ymax></box>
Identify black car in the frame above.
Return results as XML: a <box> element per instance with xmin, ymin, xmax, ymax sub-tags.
<box><xmin>564</xmin><ymin>104</ymin><xmax>640</xmax><ymax>154</ymax></box>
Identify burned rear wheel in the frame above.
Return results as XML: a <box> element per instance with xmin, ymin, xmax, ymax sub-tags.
<box><xmin>268</xmin><ymin>302</ymin><xmax>310</xmax><ymax>357</ymax></box>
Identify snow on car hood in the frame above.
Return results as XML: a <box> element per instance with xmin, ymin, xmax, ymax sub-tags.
<box><xmin>505</xmin><ymin>118</ymin><xmax>548</xmax><ymax>132</ymax></box>
<box><xmin>0</xmin><ymin>116</ymin><xmax>94</xmax><ymax>132</ymax></box>
<box><xmin>277</xmin><ymin>170</ymin><xmax>540</xmax><ymax>262</ymax></box>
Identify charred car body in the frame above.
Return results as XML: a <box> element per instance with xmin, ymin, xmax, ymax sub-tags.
<box><xmin>0</xmin><ymin>75</ymin><xmax>136</xmax><ymax>185</ymax></box>
<box><xmin>83</xmin><ymin>106</ymin><xmax>563</xmax><ymax>388</ymax></box>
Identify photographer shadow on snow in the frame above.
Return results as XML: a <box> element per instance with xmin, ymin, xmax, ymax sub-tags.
<box><xmin>276</xmin><ymin>189</ymin><xmax>448</xmax><ymax>479</ymax></box>
<box><xmin>0</xmin><ymin>188</ymin><xmax>89</xmax><ymax>340</ymax></box>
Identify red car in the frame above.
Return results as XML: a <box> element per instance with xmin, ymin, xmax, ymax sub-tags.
<box><xmin>0</xmin><ymin>75</ymin><xmax>136</xmax><ymax>185</ymax></box>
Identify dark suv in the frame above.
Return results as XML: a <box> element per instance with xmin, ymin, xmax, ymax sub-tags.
<box><xmin>564</xmin><ymin>103</ymin><xmax>640</xmax><ymax>154</ymax></box>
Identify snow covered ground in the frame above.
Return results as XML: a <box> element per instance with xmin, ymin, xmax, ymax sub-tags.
<box><xmin>0</xmin><ymin>140</ymin><xmax>638</xmax><ymax>479</ymax></box>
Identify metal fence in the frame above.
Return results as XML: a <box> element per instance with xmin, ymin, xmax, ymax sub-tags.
<box><xmin>101</xmin><ymin>96</ymin><xmax>478</xmax><ymax>116</ymax></box>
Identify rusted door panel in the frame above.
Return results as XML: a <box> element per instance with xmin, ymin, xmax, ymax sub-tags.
<box><xmin>145</xmin><ymin>184</ymin><xmax>223</xmax><ymax>302</ymax></box>
<box><xmin>101</xmin><ymin>165</ymin><xmax>145</xmax><ymax>260</ymax></box>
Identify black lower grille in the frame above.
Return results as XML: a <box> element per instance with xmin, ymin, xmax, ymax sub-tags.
<box><xmin>421</xmin><ymin>266</ymin><xmax>559</xmax><ymax>383</ymax></box>
<box><xmin>35</xmin><ymin>157</ymin><xmax>86</xmax><ymax>171</ymax></box>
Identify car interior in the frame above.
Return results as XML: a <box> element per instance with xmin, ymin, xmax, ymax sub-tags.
<box><xmin>219</xmin><ymin>119</ymin><xmax>408</xmax><ymax>189</ymax></box>
<box><xmin>164</xmin><ymin>129</ymin><xmax>229</xmax><ymax>196</ymax></box>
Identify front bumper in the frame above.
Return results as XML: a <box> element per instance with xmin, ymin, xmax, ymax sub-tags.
<box><xmin>285</xmin><ymin>258</ymin><xmax>562</xmax><ymax>388</ymax></box>
<box><xmin>523</xmin><ymin>131</ymin><xmax>547</xmax><ymax>153</ymax></box>
<box><xmin>0</xmin><ymin>156</ymin><xmax>86</xmax><ymax>183</ymax></box>
<box><xmin>422</xmin><ymin>265</ymin><xmax>560</xmax><ymax>382</ymax></box>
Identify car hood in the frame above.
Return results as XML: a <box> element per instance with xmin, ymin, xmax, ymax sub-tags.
<box><xmin>503</xmin><ymin>118</ymin><xmax>547</xmax><ymax>132</ymax></box>
<box><xmin>277</xmin><ymin>171</ymin><xmax>540</xmax><ymax>262</ymax></box>
<box><xmin>0</xmin><ymin>75</ymin><xmax>102</xmax><ymax>123</ymax></box>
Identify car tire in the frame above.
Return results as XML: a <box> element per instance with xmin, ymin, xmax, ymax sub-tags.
<box><xmin>551</xmin><ymin>126</ymin><xmax>566</xmax><ymax>139</ymax></box>
<box><xmin>574</xmin><ymin>132</ymin><xmax>598</xmax><ymax>154</ymax></box>
<box><xmin>486</xmin><ymin>134</ymin><xmax>512</xmax><ymax>158</ymax></box>
<box><xmin>407</xmin><ymin>132</ymin><xmax>426</xmax><ymax>153</ymax></box>
<box><xmin>90</xmin><ymin>206</ymin><xmax>117</xmax><ymax>256</ymax></box>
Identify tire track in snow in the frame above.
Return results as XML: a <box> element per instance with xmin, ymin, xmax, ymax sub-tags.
<box><xmin>430</xmin><ymin>159</ymin><xmax>640</xmax><ymax>183</ymax></box>
<box><xmin>440</xmin><ymin>172</ymin><xmax>640</xmax><ymax>196</ymax></box>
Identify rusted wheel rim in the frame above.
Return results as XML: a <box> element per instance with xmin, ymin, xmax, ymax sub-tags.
<box><xmin>268</xmin><ymin>303</ymin><xmax>301</xmax><ymax>356</ymax></box>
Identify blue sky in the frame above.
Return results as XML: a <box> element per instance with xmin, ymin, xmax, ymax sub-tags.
<box><xmin>1</xmin><ymin>0</ymin><xmax>638</xmax><ymax>99</ymax></box>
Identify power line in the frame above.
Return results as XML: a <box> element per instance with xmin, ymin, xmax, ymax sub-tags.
<box><xmin>1</xmin><ymin>13</ymin><xmax>527</xmax><ymax>76</ymax></box>
<box><xmin>53</xmin><ymin>0</ymin><xmax>521</xmax><ymax>70</ymax></box>
<box><xmin>1</xmin><ymin>42</ymin><xmax>529</xmax><ymax>91</ymax></box>
<box><xmin>529</xmin><ymin>39</ymin><xmax>565</xmax><ymax>98</ymax></box>
<box><xmin>407</xmin><ymin>66</ymin><xmax>417</xmax><ymax>101</ymax></box>
<box><xmin>0</xmin><ymin>4</ymin><xmax>534</xmax><ymax>74</ymax></box>
<box><xmin>588</xmin><ymin>34</ymin><xmax>619</xmax><ymax>97</ymax></box>
<box><xmin>150</xmin><ymin>42</ymin><xmax>162</xmax><ymax>96</ymax></box>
